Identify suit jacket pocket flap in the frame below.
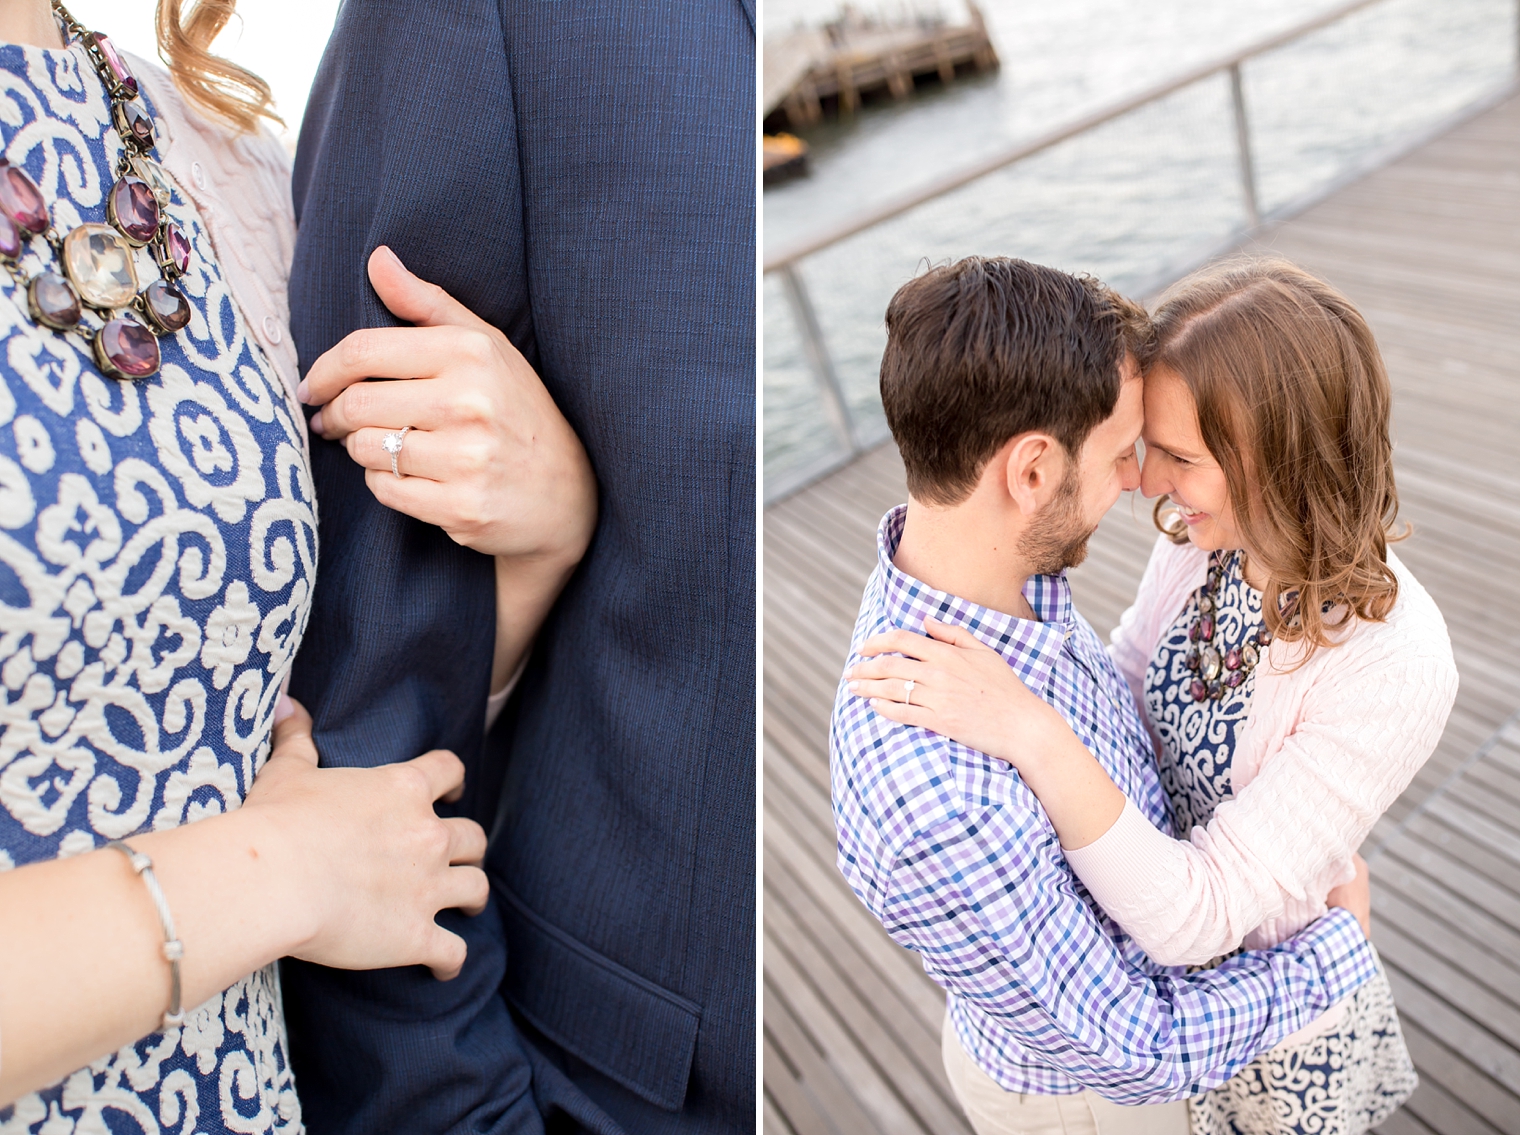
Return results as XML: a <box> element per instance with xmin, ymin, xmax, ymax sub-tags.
<box><xmin>498</xmin><ymin>884</ymin><xmax>700</xmax><ymax>1111</ymax></box>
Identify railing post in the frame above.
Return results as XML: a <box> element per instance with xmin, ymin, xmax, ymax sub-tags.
<box><xmin>778</xmin><ymin>262</ymin><xmax>861</xmax><ymax>456</ymax></box>
<box><xmin>1229</xmin><ymin>62</ymin><xmax>1262</xmax><ymax>230</ymax></box>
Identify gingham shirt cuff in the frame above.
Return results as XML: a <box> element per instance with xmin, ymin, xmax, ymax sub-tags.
<box><xmin>1294</xmin><ymin>905</ymin><xmax>1378</xmax><ymax>1005</ymax></box>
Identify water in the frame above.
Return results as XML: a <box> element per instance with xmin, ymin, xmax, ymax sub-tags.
<box><xmin>762</xmin><ymin>0</ymin><xmax>1518</xmax><ymax>492</ymax></box>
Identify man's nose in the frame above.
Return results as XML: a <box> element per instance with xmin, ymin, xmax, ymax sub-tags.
<box><xmin>1120</xmin><ymin>457</ymin><xmax>1142</xmax><ymax>493</ymax></box>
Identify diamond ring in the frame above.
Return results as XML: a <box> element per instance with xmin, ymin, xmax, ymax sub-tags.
<box><xmin>380</xmin><ymin>426</ymin><xmax>413</xmax><ymax>479</ymax></box>
<box><xmin>904</xmin><ymin>678</ymin><xmax>915</xmax><ymax>706</ymax></box>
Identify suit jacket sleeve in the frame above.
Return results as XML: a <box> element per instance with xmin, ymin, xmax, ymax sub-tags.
<box><xmin>278</xmin><ymin>2</ymin><xmax>566</xmax><ymax>1131</ymax></box>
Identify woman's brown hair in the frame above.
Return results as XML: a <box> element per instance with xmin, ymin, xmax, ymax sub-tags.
<box><xmin>156</xmin><ymin>0</ymin><xmax>280</xmax><ymax>134</ymax></box>
<box><xmin>1147</xmin><ymin>258</ymin><xmax>1405</xmax><ymax>657</ymax></box>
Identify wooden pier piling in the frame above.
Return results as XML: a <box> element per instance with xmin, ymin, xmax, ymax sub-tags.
<box><xmin>763</xmin><ymin>3</ymin><xmax>999</xmax><ymax>133</ymax></box>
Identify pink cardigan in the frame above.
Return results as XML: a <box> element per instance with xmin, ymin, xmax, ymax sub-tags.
<box><xmin>1065</xmin><ymin>535</ymin><xmax>1457</xmax><ymax>968</ymax></box>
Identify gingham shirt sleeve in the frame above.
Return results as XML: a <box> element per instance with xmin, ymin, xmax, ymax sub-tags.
<box><xmin>877</xmin><ymin>790</ymin><xmax>1377</xmax><ymax>1104</ymax></box>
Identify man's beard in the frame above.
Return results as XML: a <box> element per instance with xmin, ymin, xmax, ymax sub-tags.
<box><xmin>1017</xmin><ymin>470</ymin><xmax>1094</xmax><ymax>575</ymax></box>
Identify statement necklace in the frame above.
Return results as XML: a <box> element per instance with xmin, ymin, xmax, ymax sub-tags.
<box><xmin>0</xmin><ymin>0</ymin><xmax>192</xmax><ymax>381</ymax></box>
<box><xmin>1183</xmin><ymin>551</ymin><xmax>1276</xmax><ymax>703</ymax></box>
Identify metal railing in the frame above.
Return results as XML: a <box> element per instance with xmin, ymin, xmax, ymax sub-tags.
<box><xmin>764</xmin><ymin>0</ymin><xmax>1520</xmax><ymax>501</ymax></box>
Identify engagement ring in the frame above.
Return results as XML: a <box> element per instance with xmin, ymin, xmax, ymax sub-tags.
<box><xmin>904</xmin><ymin>679</ymin><xmax>915</xmax><ymax>705</ymax></box>
<box><xmin>381</xmin><ymin>426</ymin><xmax>413</xmax><ymax>479</ymax></box>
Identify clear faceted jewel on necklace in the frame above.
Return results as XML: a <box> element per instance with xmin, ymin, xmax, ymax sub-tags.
<box><xmin>63</xmin><ymin>223</ymin><xmax>138</xmax><ymax>309</ymax></box>
<box><xmin>132</xmin><ymin>155</ymin><xmax>173</xmax><ymax>207</ymax></box>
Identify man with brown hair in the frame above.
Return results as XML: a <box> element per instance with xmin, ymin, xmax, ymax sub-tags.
<box><xmin>830</xmin><ymin>257</ymin><xmax>1374</xmax><ymax>1134</ymax></box>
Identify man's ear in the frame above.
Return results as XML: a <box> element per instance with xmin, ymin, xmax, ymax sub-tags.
<box><xmin>1000</xmin><ymin>432</ymin><xmax>1066</xmax><ymax>516</ymax></box>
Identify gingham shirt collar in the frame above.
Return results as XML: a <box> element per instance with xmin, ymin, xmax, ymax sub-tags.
<box><xmin>875</xmin><ymin>505</ymin><xmax>1159</xmax><ymax>820</ymax></box>
<box><xmin>878</xmin><ymin>505</ymin><xmax>1072</xmax><ymax>691</ymax></box>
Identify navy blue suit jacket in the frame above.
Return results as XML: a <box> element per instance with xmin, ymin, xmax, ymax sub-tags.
<box><xmin>279</xmin><ymin>2</ymin><xmax>755</xmax><ymax>1132</ymax></box>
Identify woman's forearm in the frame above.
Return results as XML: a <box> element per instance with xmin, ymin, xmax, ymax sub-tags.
<box><xmin>0</xmin><ymin>808</ymin><xmax>309</xmax><ymax>1105</ymax></box>
<box><xmin>490</xmin><ymin>551</ymin><xmax>579</xmax><ymax>694</ymax></box>
<box><xmin>1019</xmin><ymin>721</ymin><xmax>1129</xmax><ymax>851</ymax></box>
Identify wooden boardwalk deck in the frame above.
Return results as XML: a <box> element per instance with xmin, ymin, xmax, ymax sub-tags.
<box><xmin>763</xmin><ymin>90</ymin><xmax>1520</xmax><ymax>1135</ymax></box>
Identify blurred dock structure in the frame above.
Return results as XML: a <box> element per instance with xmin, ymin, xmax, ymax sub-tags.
<box><xmin>763</xmin><ymin>16</ymin><xmax>1520</xmax><ymax>1135</ymax></box>
<box><xmin>762</xmin><ymin>3</ymin><xmax>998</xmax><ymax>132</ymax></box>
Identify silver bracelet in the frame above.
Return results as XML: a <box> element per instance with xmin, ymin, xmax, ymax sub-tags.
<box><xmin>108</xmin><ymin>839</ymin><xmax>186</xmax><ymax>1029</ymax></box>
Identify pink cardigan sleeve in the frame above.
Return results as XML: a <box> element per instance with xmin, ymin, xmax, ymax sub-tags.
<box><xmin>1068</xmin><ymin>573</ymin><xmax>1458</xmax><ymax>966</ymax></box>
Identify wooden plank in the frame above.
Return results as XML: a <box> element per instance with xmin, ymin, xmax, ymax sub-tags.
<box><xmin>1377</xmin><ymin>1107</ymin><xmax>1439</xmax><ymax>1135</ymax></box>
<box><xmin>1369</xmin><ymin>887</ymin><xmax>1520</xmax><ymax>1008</ymax></box>
<box><xmin>765</xmin><ymin>881</ymin><xmax>966</xmax><ymax>1133</ymax></box>
<box><xmin>1371</xmin><ymin>847</ymin><xmax>1520</xmax><ymax>951</ymax></box>
<box><xmin>765</xmin><ymin>932</ymin><xmax>944</xmax><ymax>1135</ymax></box>
<box><xmin>764</xmin><ymin>783</ymin><xmax>946</xmax><ymax>1032</ymax></box>
<box><xmin>1398</xmin><ymin>1077</ymin><xmax>1506</xmax><ymax>1135</ymax></box>
<box><xmin>1382</xmin><ymin>962</ymin><xmax>1520</xmax><ymax>1100</ymax></box>
<box><xmin>1395</xmin><ymin>813</ymin><xmax>1520</xmax><ymax>909</ymax></box>
<box><xmin>1400</xmin><ymin>1017</ymin><xmax>1520</xmax><ymax>1135</ymax></box>
<box><xmin>764</xmin><ymin>1086</ymin><xmax>803</xmax><ymax>1135</ymax></box>
<box><xmin>765</xmin><ymin>988</ymin><xmax>882</xmax><ymax>1135</ymax></box>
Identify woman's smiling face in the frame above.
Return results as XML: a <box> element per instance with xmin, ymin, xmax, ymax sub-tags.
<box><xmin>1139</xmin><ymin>364</ymin><xmax>1243</xmax><ymax>552</ymax></box>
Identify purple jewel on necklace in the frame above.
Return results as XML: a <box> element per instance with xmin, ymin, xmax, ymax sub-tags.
<box><xmin>28</xmin><ymin>273</ymin><xmax>81</xmax><ymax>330</ymax></box>
<box><xmin>1225</xmin><ymin>670</ymin><xmax>1245</xmax><ymax>689</ymax></box>
<box><xmin>112</xmin><ymin>100</ymin><xmax>156</xmax><ymax>150</ymax></box>
<box><xmin>143</xmin><ymin>279</ymin><xmax>191</xmax><ymax>334</ymax></box>
<box><xmin>1188</xmin><ymin>622</ymin><xmax>1201</xmax><ymax>643</ymax></box>
<box><xmin>0</xmin><ymin>214</ymin><xmax>20</xmax><ymax>261</ymax></box>
<box><xmin>94</xmin><ymin>316</ymin><xmax>160</xmax><ymax>380</ymax></box>
<box><xmin>91</xmin><ymin>33</ymin><xmax>139</xmax><ymax>98</ymax></box>
<box><xmin>107</xmin><ymin>176</ymin><xmax>160</xmax><ymax>246</ymax></box>
<box><xmin>155</xmin><ymin>221</ymin><xmax>192</xmax><ymax>278</ymax></box>
<box><xmin>1189</xmin><ymin>678</ymin><xmax>1208</xmax><ymax>702</ymax></box>
<box><xmin>1200</xmin><ymin>616</ymin><xmax>1215</xmax><ymax>640</ymax></box>
<box><xmin>0</xmin><ymin>161</ymin><xmax>48</xmax><ymax>235</ymax></box>
<box><xmin>1224</xmin><ymin>647</ymin><xmax>1242</xmax><ymax>671</ymax></box>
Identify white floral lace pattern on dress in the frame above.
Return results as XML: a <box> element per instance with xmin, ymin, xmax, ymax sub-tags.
<box><xmin>0</xmin><ymin>40</ymin><xmax>310</xmax><ymax>1135</ymax></box>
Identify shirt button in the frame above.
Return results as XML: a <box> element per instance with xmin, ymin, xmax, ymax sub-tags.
<box><xmin>262</xmin><ymin>316</ymin><xmax>283</xmax><ymax>344</ymax></box>
<box><xmin>191</xmin><ymin>162</ymin><xmax>207</xmax><ymax>190</ymax></box>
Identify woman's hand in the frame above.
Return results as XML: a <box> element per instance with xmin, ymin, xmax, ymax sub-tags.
<box><xmin>846</xmin><ymin>617</ymin><xmax>1069</xmax><ymax>763</ymax></box>
<box><xmin>299</xmin><ymin>246</ymin><xmax>597</xmax><ymax>570</ymax></box>
<box><xmin>0</xmin><ymin>697</ymin><xmax>491</xmax><ymax>1104</ymax></box>
<box><xmin>243</xmin><ymin>698</ymin><xmax>490</xmax><ymax>980</ymax></box>
<box><xmin>1326</xmin><ymin>853</ymin><xmax>1372</xmax><ymax>939</ymax></box>
<box><xmin>847</xmin><ymin>618</ymin><xmax>1127</xmax><ymax>850</ymax></box>
<box><xmin>298</xmin><ymin>246</ymin><xmax>599</xmax><ymax>691</ymax></box>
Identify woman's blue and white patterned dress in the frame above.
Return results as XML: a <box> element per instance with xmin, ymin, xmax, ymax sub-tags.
<box><xmin>1146</xmin><ymin>550</ymin><xmax>1416</xmax><ymax>1135</ymax></box>
<box><xmin>0</xmin><ymin>42</ymin><xmax>311</xmax><ymax>1134</ymax></box>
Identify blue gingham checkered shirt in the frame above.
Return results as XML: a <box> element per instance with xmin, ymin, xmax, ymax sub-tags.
<box><xmin>830</xmin><ymin>506</ymin><xmax>1377</xmax><ymax>1103</ymax></box>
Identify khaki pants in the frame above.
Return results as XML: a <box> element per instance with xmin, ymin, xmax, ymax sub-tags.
<box><xmin>942</xmin><ymin>1014</ymin><xmax>1190</xmax><ymax>1135</ymax></box>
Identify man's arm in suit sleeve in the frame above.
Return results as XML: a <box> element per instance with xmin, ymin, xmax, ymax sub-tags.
<box><xmin>276</xmin><ymin>2</ymin><xmax>611</xmax><ymax>1132</ymax></box>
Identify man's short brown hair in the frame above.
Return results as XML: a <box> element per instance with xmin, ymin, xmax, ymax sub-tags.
<box><xmin>879</xmin><ymin>257</ymin><xmax>1150</xmax><ymax>505</ymax></box>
